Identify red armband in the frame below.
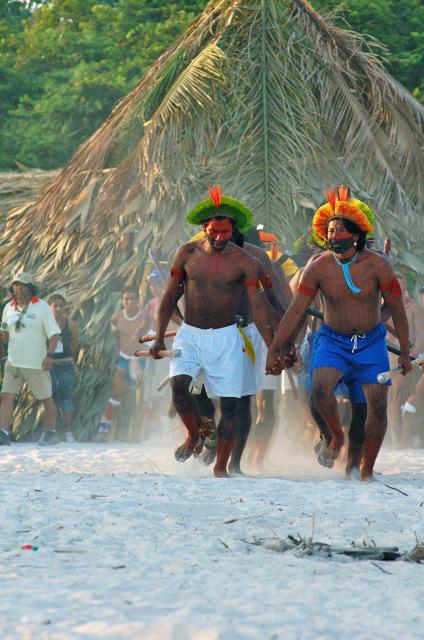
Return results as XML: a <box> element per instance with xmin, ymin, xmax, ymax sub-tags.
<box><xmin>380</xmin><ymin>276</ymin><xmax>402</xmax><ymax>298</ymax></box>
<box><xmin>298</xmin><ymin>283</ymin><xmax>317</xmax><ymax>299</ymax></box>
<box><xmin>170</xmin><ymin>266</ymin><xmax>183</xmax><ymax>280</ymax></box>
<box><xmin>244</xmin><ymin>279</ymin><xmax>260</xmax><ymax>288</ymax></box>
<box><xmin>260</xmin><ymin>274</ymin><xmax>273</xmax><ymax>289</ymax></box>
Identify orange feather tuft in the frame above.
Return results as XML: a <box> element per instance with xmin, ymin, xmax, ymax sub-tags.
<box><xmin>208</xmin><ymin>184</ymin><xmax>222</xmax><ymax>208</ymax></box>
<box><xmin>325</xmin><ymin>188</ymin><xmax>336</xmax><ymax>211</ymax></box>
<box><xmin>338</xmin><ymin>185</ymin><xmax>349</xmax><ymax>201</ymax></box>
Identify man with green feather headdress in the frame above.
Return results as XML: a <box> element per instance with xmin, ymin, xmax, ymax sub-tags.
<box><xmin>150</xmin><ymin>186</ymin><xmax>275</xmax><ymax>477</ymax></box>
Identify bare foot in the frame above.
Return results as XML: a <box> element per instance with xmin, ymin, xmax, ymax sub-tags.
<box><xmin>213</xmin><ymin>467</ymin><xmax>230</xmax><ymax>478</ymax></box>
<box><xmin>315</xmin><ymin>433</ymin><xmax>344</xmax><ymax>469</ymax></box>
<box><xmin>345</xmin><ymin>466</ymin><xmax>361</xmax><ymax>480</ymax></box>
<box><xmin>175</xmin><ymin>434</ymin><xmax>202</xmax><ymax>462</ymax></box>
<box><xmin>228</xmin><ymin>462</ymin><xmax>244</xmax><ymax>476</ymax></box>
<box><xmin>360</xmin><ymin>470</ymin><xmax>376</xmax><ymax>482</ymax></box>
<box><xmin>201</xmin><ymin>447</ymin><xmax>216</xmax><ymax>466</ymax></box>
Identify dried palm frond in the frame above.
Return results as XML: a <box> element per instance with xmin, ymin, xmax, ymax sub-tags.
<box><xmin>245</xmin><ymin>534</ymin><xmax>424</xmax><ymax>563</ymax></box>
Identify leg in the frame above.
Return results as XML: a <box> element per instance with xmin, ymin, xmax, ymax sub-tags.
<box><xmin>42</xmin><ymin>397</ymin><xmax>58</xmax><ymax>429</ymax></box>
<box><xmin>95</xmin><ymin>366</ymin><xmax>125</xmax><ymax>441</ymax></box>
<box><xmin>214</xmin><ymin>396</ymin><xmax>238</xmax><ymax>478</ymax></box>
<box><xmin>37</xmin><ymin>397</ymin><xmax>59</xmax><ymax>445</ymax></box>
<box><xmin>360</xmin><ymin>384</ymin><xmax>389</xmax><ymax>480</ymax></box>
<box><xmin>251</xmin><ymin>390</ymin><xmax>276</xmax><ymax>473</ymax></box>
<box><xmin>171</xmin><ymin>375</ymin><xmax>203</xmax><ymax>461</ymax></box>
<box><xmin>194</xmin><ymin>386</ymin><xmax>218</xmax><ymax>465</ymax></box>
<box><xmin>0</xmin><ymin>393</ymin><xmax>17</xmax><ymax>433</ymax></box>
<box><xmin>312</xmin><ymin>367</ymin><xmax>345</xmax><ymax>468</ymax></box>
<box><xmin>345</xmin><ymin>402</ymin><xmax>367</xmax><ymax>477</ymax></box>
<box><xmin>229</xmin><ymin>395</ymin><xmax>252</xmax><ymax>475</ymax></box>
<box><xmin>401</xmin><ymin>373</ymin><xmax>424</xmax><ymax>447</ymax></box>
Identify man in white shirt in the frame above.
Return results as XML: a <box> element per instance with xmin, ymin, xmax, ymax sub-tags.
<box><xmin>0</xmin><ymin>273</ymin><xmax>61</xmax><ymax>446</ymax></box>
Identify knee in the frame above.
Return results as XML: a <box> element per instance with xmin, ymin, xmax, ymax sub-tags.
<box><xmin>368</xmin><ymin>398</ymin><xmax>387</xmax><ymax>420</ymax></box>
<box><xmin>170</xmin><ymin>376</ymin><xmax>191</xmax><ymax>407</ymax></box>
<box><xmin>312</xmin><ymin>382</ymin><xmax>333</xmax><ymax>406</ymax></box>
<box><xmin>221</xmin><ymin>397</ymin><xmax>238</xmax><ymax>417</ymax></box>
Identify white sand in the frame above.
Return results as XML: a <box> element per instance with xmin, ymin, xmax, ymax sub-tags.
<box><xmin>1</xmin><ymin>433</ymin><xmax>424</xmax><ymax>639</ymax></box>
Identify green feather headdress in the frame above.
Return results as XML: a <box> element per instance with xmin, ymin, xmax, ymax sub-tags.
<box><xmin>186</xmin><ymin>185</ymin><xmax>253</xmax><ymax>233</ymax></box>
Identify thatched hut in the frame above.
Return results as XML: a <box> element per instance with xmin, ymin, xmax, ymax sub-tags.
<box><xmin>2</xmin><ymin>0</ymin><xmax>424</xmax><ymax>438</ymax></box>
<box><xmin>0</xmin><ymin>170</ymin><xmax>60</xmax><ymax>216</ymax></box>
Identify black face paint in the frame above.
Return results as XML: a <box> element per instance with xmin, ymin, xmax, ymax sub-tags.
<box><xmin>329</xmin><ymin>237</ymin><xmax>355</xmax><ymax>254</ymax></box>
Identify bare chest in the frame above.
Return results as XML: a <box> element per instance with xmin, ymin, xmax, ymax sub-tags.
<box><xmin>319</xmin><ymin>260</ymin><xmax>378</xmax><ymax>302</ymax></box>
<box><xmin>185</xmin><ymin>253</ymin><xmax>244</xmax><ymax>290</ymax></box>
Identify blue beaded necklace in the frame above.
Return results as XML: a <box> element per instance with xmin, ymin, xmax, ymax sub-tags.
<box><xmin>333</xmin><ymin>251</ymin><xmax>362</xmax><ymax>294</ymax></box>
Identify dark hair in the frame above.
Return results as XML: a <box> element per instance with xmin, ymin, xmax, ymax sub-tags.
<box><xmin>48</xmin><ymin>293</ymin><xmax>66</xmax><ymax>305</ymax></box>
<box><xmin>202</xmin><ymin>216</ymin><xmax>235</xmax><ymax>227</ymax></box>
<box><xmin>9</xmin><ymin>283</ymin><xmax>37</xmax><ymax>297</ymax></box>
<box><xmin>243</xmin><ymin>227</ymin><xmax>262</xmax><ymax>247</ymax></box>
<box><xmin>231</xmin><ymin>228</ymin><xmax>244</xmax><ymax>247</ymax></box>
<box><xmin>120</xmin><ymin>286</ymin><xmax>139</xmax><ymax>297</ymax></box>
<box><xmin>328</xmin><ymin>216</ymin><xmax>367</xmax><ymax>251</ymax></box>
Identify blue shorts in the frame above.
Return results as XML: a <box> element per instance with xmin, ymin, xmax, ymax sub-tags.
<box><xmin>302</xmin><ymin>331</ymin><xmax>366</xmax><ymax>402</ymax></box>
<box><xmin>51</xmin><ymin>362</ymin><xmax>76</xmax><ymax>412</ymax></box>
<box><xmin>117</xmin><ymin>356</ymin><xmax>145</xmax><ymax>384</ymax></box>
<box><xmin>311</xmin><ymin>323</ymin><xmax>390</xmax><ymax>389</ymax></box>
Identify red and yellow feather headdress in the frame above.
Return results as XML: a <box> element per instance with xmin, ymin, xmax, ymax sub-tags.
<box><xmin>312</xmin><ymin>186</ymin><xmax>375</xmax><ymax>248</ymax></box>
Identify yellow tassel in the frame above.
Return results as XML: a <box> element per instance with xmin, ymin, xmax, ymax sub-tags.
<box><xmin>238</xmin><ymin>327</ymin><xmax>256</xmax><ymax>365</ymax></box>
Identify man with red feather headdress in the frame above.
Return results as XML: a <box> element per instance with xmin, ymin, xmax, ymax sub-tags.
<box><xmin>266</xmin><ymin>186</ymin><xmax>411</xmax><ymax>480</ymax></box>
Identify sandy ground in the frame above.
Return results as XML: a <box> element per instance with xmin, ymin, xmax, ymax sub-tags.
<box><xmin>1</xmin><ymin>430</ymin><xmax>424</xmax><ymax>640</ymax></box>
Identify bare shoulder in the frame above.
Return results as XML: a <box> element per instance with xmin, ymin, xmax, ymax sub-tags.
<box><xmin>304</xmin><ymin>251</ymin><xmax>329</xmax><ymax>273</ymax></box>
<box><xmin>172</xmin><ymin>241</ymin><xmax>202</xmax><ymax>266</ymax></box>
<box><xmin>236</xmin><ymin>244</ymin><xmax>259</xmax><ymax>266</ymax></box>
<box><xmin>364</xmin><ymin>249</ymin><xmax>393</xmax><ymax>273</ymax></box>
<box><xmin>243</xmin><ymin>242</ymin><xmax>267</xmax><ymax>260</ymax></box>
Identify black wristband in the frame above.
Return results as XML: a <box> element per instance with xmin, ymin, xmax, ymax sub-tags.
<box><xmin>46</xmin><ymin>352</ymin><xmax>55</xmax><ymax>358</ymax></box>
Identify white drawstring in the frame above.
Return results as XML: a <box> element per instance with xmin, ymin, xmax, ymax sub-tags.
<box><xmin>350</xmin><ymin>333</ymin><xmax>365</xmax><ymax>353</ymax></box>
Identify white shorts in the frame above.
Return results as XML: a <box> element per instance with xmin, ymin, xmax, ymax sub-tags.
<box><xmin>170</xmin><ymin>323</ymin><xmax>249</xmax><ymax>398</ymax></box>
<box><xmin>244</xmin><ymin>323</ymin><xmax>278</xmax><ymax>392</ymax></box>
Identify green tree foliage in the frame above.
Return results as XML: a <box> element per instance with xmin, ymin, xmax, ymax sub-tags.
<box><xmin>316</xmin><ymin>0</ymin><xmax>424</xmax><ymax>99</ymax></box>
<box><xmin>0</xmin><ymin>0</ymin><xmax>205</xmax><ymax>169</ymax></box>
<box><xmin>0</xmin><ymin>0</ymin><xmax>422</xmax><ymax>170</ymax></box>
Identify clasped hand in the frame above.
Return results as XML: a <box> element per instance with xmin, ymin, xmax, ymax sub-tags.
<box><xmin>265</xmin><ymin>344</ymin><xmax>297</xmax><ymax>375</ymax></box>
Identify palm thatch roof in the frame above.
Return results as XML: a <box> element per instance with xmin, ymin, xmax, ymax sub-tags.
<box><xmin>2</xmin><ymin>0</ymin><xmax>424</xmax><ymax>438</ymax></box>
<box><xmin>0</xmin><ymin>170</ymin><xmax>60</xmax><ymax>217</ymax></box>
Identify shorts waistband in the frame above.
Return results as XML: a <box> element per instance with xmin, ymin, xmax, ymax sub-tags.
<box><xmin>321</xmin><ymin>323</ymin><xmax>384</xmax><ymax>339</ymax></box>
<box><xmin>181</xmin><ymin>322</ymin><xmax>237</xmax><ymax>335</ymax></box>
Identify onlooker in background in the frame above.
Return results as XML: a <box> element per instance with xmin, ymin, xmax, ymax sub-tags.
<box><xmin>48</xmin><ymin>293</ymin><xmax>79</xmax><ymax>442</ymax></box>
<box><xmin>0</xmin><ymin>273</ymin><xmax>61</xmax><ymax>446</ymax></box>
<box><xmin>94</xmin><ymin>286</ymin><xmax>143</xmax><ymax>442</ymax></box>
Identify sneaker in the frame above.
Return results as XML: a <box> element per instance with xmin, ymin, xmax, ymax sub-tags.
<box><xmin>38</xmin><ymin>430</ymin><xmax>59</xmax><ymax>446</ymax></box>
<box><xmin>0</xmin><ymin>430</ymin><xmax>11</xmax><ymax>446</ymax></box>
<box><xmin>65</xmin><ymin>432</ymin><xmax>76</xmax><ymax>443</ymax></box>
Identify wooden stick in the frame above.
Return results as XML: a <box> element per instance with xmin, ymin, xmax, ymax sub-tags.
<box><xmin>133</xmin><ymin>348</ymin><xmax>181</xmax><ymax>358</ymax></box>
<box><xmin>138</xmin><ymin>330</ymin><xmax>177</xmax><ymax>344</ymax></box>
<box><xmin>377</xmin><ymin>352</ymin><xmax>424</xmax><ymax>384</ymax></box>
